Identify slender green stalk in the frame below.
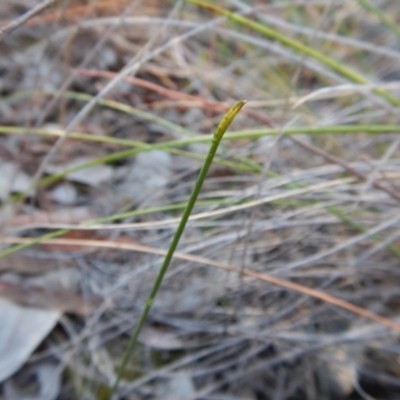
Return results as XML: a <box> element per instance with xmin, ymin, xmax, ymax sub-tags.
<box><xmin>108</xmin><ymin>100</ymin><xmax>246</xmax><ymax>399</ymax></box>
<box><xmin>358</xmin><ymin>0</ymin><xmax>400</xmax><ymax>39</ymax></box>
<box><xmin>186</xmin><ymin>0</ymin><xmax>400</xmax><ymax>108</ymax></box>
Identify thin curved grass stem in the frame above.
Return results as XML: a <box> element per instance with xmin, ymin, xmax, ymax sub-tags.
<box><xmin>186</xmin><ymin>0</ymin><xmax>400</xmax><ymax>108</ymax></box>
<box><xmin>108</xmin><ymin>100</ymin><xmax>246</xmax><ymax>398</ymax></box>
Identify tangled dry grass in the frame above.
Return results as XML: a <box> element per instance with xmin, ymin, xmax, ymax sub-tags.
<box><xmin>1</xmin><ymin>0</ymin><xmax>400</xmax><ymax>399</ymax></box>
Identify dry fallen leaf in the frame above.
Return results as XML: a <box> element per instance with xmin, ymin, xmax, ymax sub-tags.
<box><xmin>0</xmin><ymin>298</ymin><xmax>60</xmax><ymax>382</ymax></box>
<box><xmin>0</xmin><ymin>161</ymin><xmax>32</xmax><ymax>200</ymax></box>
<box><xmin>0</xmin><ymin>253</ymin><xmax>60</xmax><ymax>275</ymax></box>
<box><xmin>3</xmin><ymin>361</ymin><xmax>61</xmax><ymax>400</ymax></box>
<box><xmin>0</xmin><ymin>277</ymin><xmax>100</xmax><ymax>315</ymax></box>
<box><xmin>10</xmin><ymin>206</ymin><xmax>94</xmax><ymax>228</ymax></box>
<box><xmin>116</xmin><ymin>150</ymin><xmax>172</xmax><ymax>206</ymax></box>
<box><xmin>45</xmin><ymin>156</ymin><xmax>113</xmax><ymax>187</ymax></box>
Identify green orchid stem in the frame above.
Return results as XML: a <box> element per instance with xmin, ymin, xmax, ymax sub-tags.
<box><xmin>108</xmin><ymin>100</ymin><xmax>246</xmax><ymax>398</ymax></box>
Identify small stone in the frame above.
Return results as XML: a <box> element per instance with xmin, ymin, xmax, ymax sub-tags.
<box><xmin>50</xmin><ymin>183</ymin><xmax>78</xmax><ymax>205</ymax></box>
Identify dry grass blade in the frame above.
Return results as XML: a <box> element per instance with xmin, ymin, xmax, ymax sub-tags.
<box><xmin>4</xmin><ymin>235</ymin><xmax>400</xmax><ymax>334</ymax></box>
<box><xmin>0</xmin><ymin>0</ymin><xmax>57</xmax><ymax>40</ymax></box>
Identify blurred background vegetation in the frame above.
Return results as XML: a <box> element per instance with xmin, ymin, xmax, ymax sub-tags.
<box><xmin>1</xmin><ymin>0</ymin><xmax>400</xmax><ymax>399</ymax></box>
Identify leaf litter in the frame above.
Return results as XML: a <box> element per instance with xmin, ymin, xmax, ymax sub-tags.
<box><xmin>1</xmin><ymin>0</ymin><xmax>400</xmax><ymax>399</ymax></box>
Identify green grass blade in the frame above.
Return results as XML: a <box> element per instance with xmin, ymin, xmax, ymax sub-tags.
<box><xmin>328</xmin><ymin>206</ymin><xmax>400</xmax><ymax>259</ymax></box>
<box><xmin>1</xmin><ymin>123</ymin><xmax>399</xmax><ymax>261</ymax></box>
<box><xmin>186</xmin><ymin>0</ymin><xmax>400</xmax><ymax>108</ymax></box>
<box><xmin>358</xmin><ymin>0</ymin><xmax>400</xmax><ymax>39</ymax></box>
<box><xmin>3</xmin><ymin>124</ymin><xmax>400</xmax><ymax>145</ymax></box>
<box><xmin>108</xmin><ymin>100</ymin><xmax>246</xmax><ymax>399</ymax></box>
<box><xmin>2</xmin><ymin>124</ymin><xmax>400</xmax><ymax>203</ymax></box>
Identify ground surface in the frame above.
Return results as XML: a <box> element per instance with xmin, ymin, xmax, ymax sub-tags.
<box><xmin>1</xmin><ymin>1</ymin><xmax>400</xmax><ymax>399</ymax></box>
